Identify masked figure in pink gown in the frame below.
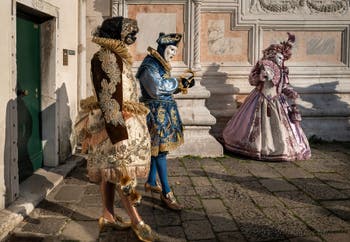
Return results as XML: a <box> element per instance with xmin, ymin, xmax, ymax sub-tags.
<box><xmin>222</xmin><ymin>33</ymin><xmax>311</xmax><ymax>161</ymax></box>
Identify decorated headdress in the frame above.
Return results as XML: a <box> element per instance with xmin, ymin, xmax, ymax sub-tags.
<box><xmin>93</xmin><ymin>17</ymin><xmax>138</xmax><ymax>41</ymax></box>
<box><xmin>280</xmin><ymin>32</ymin><xmax>295</xmax><ymax>60</ymax></box>
<box><xmin>120</xmin><ymin>18</ymin><xmax>138</xmax><ymax>40</ymax></box>
<box><xmin>156</xmin><ymin>32</ymin><xmax>182</xmax><ymax>47</ymax></box>
<box><xmin>263</xmin><ymin>32</ymin><xmax>296</xmax><ymax>61</ymax></box>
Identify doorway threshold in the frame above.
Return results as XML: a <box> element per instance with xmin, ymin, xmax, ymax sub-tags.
<box><xmin>0</xmin><ymin>155</ymin><xmax>85</xmax><ymax>241</ymax></box>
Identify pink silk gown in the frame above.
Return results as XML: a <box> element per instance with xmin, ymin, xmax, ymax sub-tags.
<box><xmin>222</xmin><ymin>60</ymin><xmax>311</xmax><ymax>161</ymax></box>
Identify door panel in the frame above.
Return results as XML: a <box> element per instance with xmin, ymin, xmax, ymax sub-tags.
<box><xmin>16</xmin><ymin>16</ymin><xmax>43</xmax><ymax>182</ymax></box>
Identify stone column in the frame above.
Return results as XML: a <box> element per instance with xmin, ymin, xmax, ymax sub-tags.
<box><xmin>193</xmin><ymin>0</ymin><xmax>202</xmax><ymax>70</ymax></box>
<box><xmin>111</xmin><ymin>0</ymin><xmax>120</xmax><ymax>17</ymax></box>
<box><xmin>171</xmin><ymin>0</ymin><xmax>223</xmax><ymax>157</ymax></box>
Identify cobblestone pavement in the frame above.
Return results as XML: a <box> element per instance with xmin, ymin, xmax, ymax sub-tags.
<box><xmin>7</xmin><ymin>142</ymin><xmax>350</xmax><ymax>242</ymax></box>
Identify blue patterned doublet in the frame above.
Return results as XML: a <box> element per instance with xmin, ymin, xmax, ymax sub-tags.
<box><xmin>136</xmin><ymin>54</ymin><xmax>184</xmax><ymax>156</ymax></box>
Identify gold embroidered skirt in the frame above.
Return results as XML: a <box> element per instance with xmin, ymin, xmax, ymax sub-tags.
<box><xmin>75</xmin><ymin>108</ymin><xmax>151</xmax><ymax>184</ymax></box>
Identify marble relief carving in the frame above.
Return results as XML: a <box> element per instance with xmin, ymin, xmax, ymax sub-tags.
<box><xmin>208</xmin><ymin>20</ymin><xmax>241</xmax><ymax>55</ymax></box>
<box><xmin>306</xmin><ymin>38</ymin><xmax>335</xmax><ymax>55</ymax></box>
<box><xmin>136</xmin><ymin>13</ymin><xmax>177</xmax><ymax>53</ymax></box>
<box><xmin>201</xmin><ymin>13</ymin><xmax>249</xmax><ymax>62</ymax></box>
<box><xmin>250</xmin><ymin>0</ymin><xmax>349</xmax><ymax>14</ymax></box>
<box><xmin>127</xmin><ymin>4</ymin><xmax>184</xmax><ymax>62</ymax></box>
<box><xmin>263</xmin><ymin>31</ymin><xmax>342</xmax><ymax>64</ymax></box>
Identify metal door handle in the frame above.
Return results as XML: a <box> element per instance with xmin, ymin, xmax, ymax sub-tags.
<box><xmin>17</xmin><ymin>89</ymin><xmax>29</xmax><ymax>96</ymax></box>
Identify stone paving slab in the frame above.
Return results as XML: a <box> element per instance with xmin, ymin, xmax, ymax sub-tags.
<box><xmin>274</xmin><ymin>191</ymin><xmax>318</xmax><ymax>208</ymax></box>
<box><xmin>219</xmin><ymin>158</ymin><xmax>257</xmax><ymax>182</ymax></box>
<box><xmin>157</xmin><ymin>226</ymin><xmax>187</xmax><ymax>242</ymax></box>
<box><xmin>291</xmin><ymin>179</ymin><xmax>349</xmax><ymax>201</ymax></box>
<box><xmin>244</xmin><ymin>163</ymin><xmax>282</xmax><ymax>179</ymax></box>
<box><xmin>237</xmin><ymin>218</ymin><xmax>287</xmax><ymax>241</ymax></box>
<box><xmin>262</xmin><ymin>208</ymin><xmax>315</xmax><ymax>238</ymax></box>
<box><xmin>15</xmin><ymin>217</ymin><xmax>67</xmax><ymax>236</ymax></box>
<box><xmin>229</xmin><ymin>205</ymin><xmax>267</xmax><ymax>222</ymax></box>
<box><xmin>194</xmin><ymin>185</ymin><xmax>220</xmax><ymax>199</ymax></box>
<box><xmin>216</xmin><ymin>231</ymin><xmax>247</xmax><ymax>242</ymax></box>
<box><xmin>273</xmin><ymin>167</ymin><xmax>314</xmax><ymax>179</ymax></box>
<box><xmin>31</xmin><ymin>199</ymin><xmax>75</xmax><ymax>218</ymax></box>
<box><xmin>202</xmin><ymin>199</ymin><xmax>227</xmax><ymax>214</ymax></box>
<box><xmin>320</xmin><ymin>232</ymin><xmax>350</xmax><ymax>242</ymax></box>
<box><xmin>191</xmin><ymin>177</ymin><xmax>212</xmax><ymax>187</ymax></box>
<box><xmin>154</xmin><ymin>210</ymin><xmax>182</xmax><ymax>227</ymax></box>
<box><xmin>53</xmin><ymin>184</ymin><xmax>85</xmax><ymax>202</ymax></box>
<box><xmin>292</xmin><ymin>206</ymin><xmax>349</xmax><ymax>233</ymax></box>
<box><xmin>313</xmin><ymin>172</ymin><xmax>350</xmax><ymax>190</ymax></box>
<box><xmin>296</xmin><ymin>160</ymin><xmax>335</xmax><ymax>173</ymax></box>
<box><xmin>1</xmin><ymin>155</ymin><xmax>84</xmax><ymax>241</ymax></box>
<box><xmin>180</xmin><ymin>209</ymin><xmax>207</xmax><ymax>222</ymax></box>
<box><xmin>182</xmin><ymin>220</ymin><xmax>215</xmax><ymax>240</ymax></box>
<box><xmin>259</xmin><ymin>178</ymin><xmax>298</xmax><ymax>192</ymax></box>
<box><xmin>176</xmin><ymin>196</ymin><xmax>203</xmax><ymax>210</ymax></box>
<box><xmin>289</xmin><ymin>236</ymin><xmax>322</xmax><ymax>242</ymax></box>
<box><xmin>250</xmin><ymin>194</ymin><xmax>285</xmax><ymax>208</ymax></box>
<box><xmin>186</xmin><ymin>167</ymin><xmax>208</xmax><ymax>177</ymax></box>
<box><xmin>6</xmin><ymin>142</ymin><xmax>350</xmax><ymax>241</ymax></box>
<box><xmin>320</xmin><ymin>200</ymin><xmax>350</xmax><ymax>221</ymax></box>
<box><xmin>207</xmin><ymin>213</ymin><xmax>238</xmax><ymax>233</ymax></box>
<box><xmin>239</xmin><ymin>180</ymin><xmax>273</xmax><ymax>198</ymax></box>
<box><xmin>60</xmin><ymin>220</ymin><xmax>99</xmax><ymax>241</ymax></box>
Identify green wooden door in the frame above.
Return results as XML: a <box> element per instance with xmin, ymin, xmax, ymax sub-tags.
<box><xmin>16</xmin><ymin>16</ymin><xmax>43</xmax><ymax>182</ymax></box>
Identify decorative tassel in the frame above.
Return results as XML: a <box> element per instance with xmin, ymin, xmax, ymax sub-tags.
<box><xmin>119</xmin><ymin>174</ymin><xmax>134</xmax><ymax>195</ymax></box>
<box><xmin>129</xmin><ymin>190</ymin><xmax>142</xmax><ymax>207</ymax></box>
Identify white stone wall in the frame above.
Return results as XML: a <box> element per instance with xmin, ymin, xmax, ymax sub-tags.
<box><xmin>0</xmin><ymin>0</ymin><xmax>80</xmax><ymax>208</ymax></box>
<box><xmin>85</xmin><ymin>0</ymin><xmax>111</xmax><ymax>97</ymax></box>
<box><xmin>45</xmin><ymin>0</ymin><xmax>79</xmax><ymax>161</ymax></box>
<box><xmin>0</xmin><ymin>0</ymin><xmax>14</xmax><ymax>210</ymax></box>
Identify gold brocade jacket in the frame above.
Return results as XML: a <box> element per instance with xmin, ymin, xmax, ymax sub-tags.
<box><xmin>76</xmin><ymin>37</ymin><xmax>151</xmax><ymax>183</ymax></box>
<box><xmin>81</xmin><ymin>37</ymin><xmax>149</xmax><ymax>144</ymax></box>
<box><xmin>90</xmin><ymin>43</ymin><xmax>128</xmax><ymax>144</ymax></box>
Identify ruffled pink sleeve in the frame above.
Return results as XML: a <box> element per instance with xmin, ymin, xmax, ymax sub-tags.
<box><xmin>248</xmin><ymin>61</ymin><xmax>263</xmax><ymax>86</ymax></box>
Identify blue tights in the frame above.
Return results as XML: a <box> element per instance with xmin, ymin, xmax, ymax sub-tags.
<box><xmin>147</xmin><ymin>152</ymin><xmax>170</xmax><ymax>195</ymax></box>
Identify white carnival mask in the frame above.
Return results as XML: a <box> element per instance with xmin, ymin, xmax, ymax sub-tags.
<box><xmin>275</xmin><ymin>53</ymin><xmax>284</xmax><ymax>67</ymax></box>
<box><xmin>164</xmin><ymin>45</ymin><xmax>178</xmax><ymax>62</ymax></box>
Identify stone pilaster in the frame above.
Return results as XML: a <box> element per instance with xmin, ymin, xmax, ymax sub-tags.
<box><xmin>171</xmin><ymin>0</ymin><xmax>223</xmax><ymax>157</ymax></box>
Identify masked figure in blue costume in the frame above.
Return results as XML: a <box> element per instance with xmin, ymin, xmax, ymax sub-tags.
<box><xmin>136</xmin><ymin>33</ymin><xmax>195</xmax><ymax>210</ymax></box>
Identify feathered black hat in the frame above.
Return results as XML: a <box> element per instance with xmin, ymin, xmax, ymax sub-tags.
<box><xmin>156</xmin><ymin>32</ymin><xmax>182</xmax><ymax>46</ymax></box>
<box><xmin>280</xmin><ymin>32</ymin><xmax>295</xmax><ymax>60</ymax></box>
<box><xmin>262</xmin><ymin>32</ymin><xmax>296</xmax><ymax>61</ymax></box>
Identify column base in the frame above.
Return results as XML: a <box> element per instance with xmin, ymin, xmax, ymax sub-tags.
<box><xmin>169</xmin><ymin>126</ymin><xmax>223</xmax><ymax>158</ymax></box>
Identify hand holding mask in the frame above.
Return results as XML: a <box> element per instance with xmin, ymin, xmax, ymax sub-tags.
<box><xmin>179</xmin><ymin>69</ymin><xmax>195</xmax><ymax>93</ymax></box>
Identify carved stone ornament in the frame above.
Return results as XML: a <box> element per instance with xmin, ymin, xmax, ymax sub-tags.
<box><xmin>250</xmin><ymin>0</ymin><xmax>349</xmax><ymax>14</ymax></box>
<box><xmin>32</xmin><ymin>0</ymin><xmax>44</xmax><ymax>10</ymax></box>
